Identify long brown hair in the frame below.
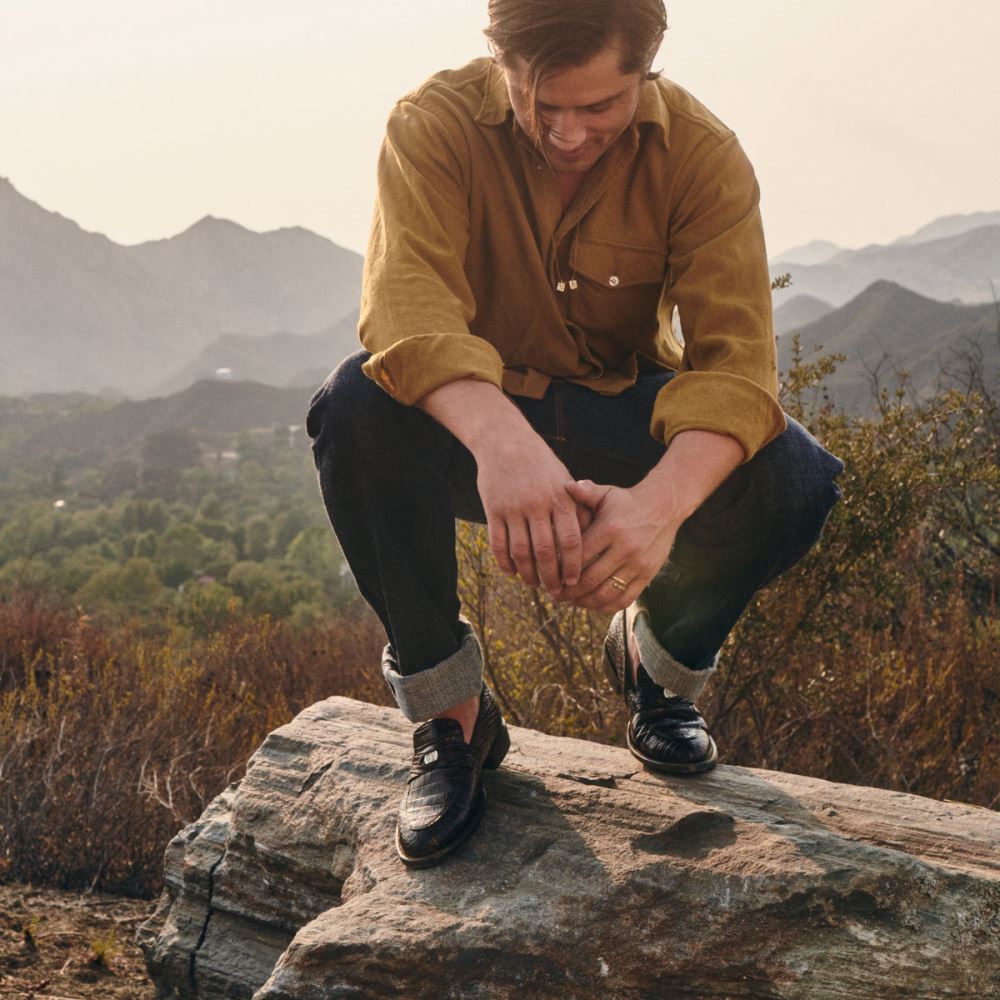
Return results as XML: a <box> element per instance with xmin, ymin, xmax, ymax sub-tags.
<box><xmin>484</xmin><ymin>0</ymin><xmax>667</xmax><ymax>142</ymax></box>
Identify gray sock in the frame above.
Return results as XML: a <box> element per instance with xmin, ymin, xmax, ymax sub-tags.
<box><xmin>626</xmin><ymin>605</ymin><xmax>678</xmax><ymax>698</ymax></box>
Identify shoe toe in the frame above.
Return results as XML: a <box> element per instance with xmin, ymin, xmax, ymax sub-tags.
<box><xmin>399</xmin><ymin>769</ymin><xmax>470</xmax><ymax>829</ymax></box>
<box><xmin>396</xmin><ymin>782</ymin><xmax>485</xmax><ymax>863</ymax></box>
<box><xmin>633</xmin><ymin>721</ymin><xmax>713</xmax><ymax>764</ymax></box>
<box><xmin>397</xmin><ymin>769</ymin><xmax>476</xmax><ymax>847</ymax></box>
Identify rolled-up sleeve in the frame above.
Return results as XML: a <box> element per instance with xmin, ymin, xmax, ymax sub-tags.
<box><xmin>359</xmin><ymin>99</ymin><xmax>504</xmax><ymax>405</ymax></box>
<box><xmin>651</xmin><ymin>133</ymin><xmax>787</xmax><ymax>463</ymax></box>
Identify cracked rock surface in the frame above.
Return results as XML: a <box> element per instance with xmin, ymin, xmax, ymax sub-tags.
<box><xmin>137</xmin><ymin>696</ymin><xmax>1000</xmax><ymax>999</ymax></box>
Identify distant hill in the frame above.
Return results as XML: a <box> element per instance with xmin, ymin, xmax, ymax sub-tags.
<box><xmin>774</xmin><ymin>294</ymin><xmax>834</xmax><ymax>336</ymax></box>
<box><xmin>769</xmin><ymin>225</ymin><xmax>1000</xmax><ymax>307</ymax></box>
<box><xmin>772</xmin><ymin>240</ymin><xmax>843</xmax><ymax>266</ymax></box>
<box><xmin>777</xmin><ymin>280</ymin><xmax>999</xmax><ymax>416</ymax></box>
<box><xmin>894</xmin><ymin>210</ymin><xmax>1000</xmax><ymax>246</ymax></box>
<box><xmin>14</xmin><ymin>379</ymin><xmax>315</xmax><ymax>467</ymax></box>
<box><xmin>0</xmin><ymin>177</ymin><xmax>363</xmax><ymax>397</ymax></box>
<box><xmin>152</xmin><ymin>310</ymin><xmax>361</xmax><ymax>396</ymax></box>
<box><xmin>124</xmin><ymin>216</ymin><xmax>359</xmax><ymax>339</ymax></box>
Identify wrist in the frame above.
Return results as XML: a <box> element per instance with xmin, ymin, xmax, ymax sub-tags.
<box><xmin>418</xmin><ymin>379</ymin><xmax>528</xmax><ymax>454</ymax></box>
<box><xmin>636</xmin><ymin>429</ymin><xmax>744</xmax><ymax>523</ymax></box>
<box><xmin>632</xmin><ymin>466</ymin><xmax>695</xmax><ymax>524</ymax></box>
<box><xmin>464</xmin><ymin>404</ymin><xmax>532</xmax><ymax>457</ymax></box>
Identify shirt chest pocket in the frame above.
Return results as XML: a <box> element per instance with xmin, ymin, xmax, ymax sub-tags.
<box><xmin>569</xmin><ymin>237</ymin><xmax>667</xmax><ymax>338</ymax></box>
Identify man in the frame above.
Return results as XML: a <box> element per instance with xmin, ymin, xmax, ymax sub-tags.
<box><xmin>307</xmin><ymin>0</ymin><xmax>844</xmax><ymax>868</ymax></box>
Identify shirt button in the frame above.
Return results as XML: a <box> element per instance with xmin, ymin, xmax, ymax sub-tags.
<box><xmin>608</xmin><ymin>275</ymin><xmax>620</xmax><ymax>287</ymax></box>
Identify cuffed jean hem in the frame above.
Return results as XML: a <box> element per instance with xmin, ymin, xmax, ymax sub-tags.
<box><xmin>631</xmin><ymin>603</ymin><xmax>719</xmax><ymax>702</ymax></box>
<box><xmin>380</xmin><ymin>618</ymin><xmax>485</xmax><ymax>722</ymax></box>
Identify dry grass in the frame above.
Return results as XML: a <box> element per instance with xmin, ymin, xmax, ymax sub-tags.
<box><xmin>0</xmin><ymin>881</ymin><xmax>156</xmax><ymax>999</ymax></box>
<box><xmin>0</xmin><ymin>591</ymin><xmax>387</xmax><ymax>896</ymax></box>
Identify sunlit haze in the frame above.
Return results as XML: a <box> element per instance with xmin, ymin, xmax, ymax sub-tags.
<box><xmin>2</xmin><ymin>0</ymin><xmax>997</xmax><ymax>256</ymax></box>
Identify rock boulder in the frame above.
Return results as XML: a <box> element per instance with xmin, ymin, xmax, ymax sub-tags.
<box><xmin>137</xmin><ymin>696</ymin><xmax>1000</xmax><ymax>999</ymax></box>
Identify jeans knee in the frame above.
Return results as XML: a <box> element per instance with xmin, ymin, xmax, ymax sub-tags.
<box><xmin>727</xmin><ymin>416</ymin><xmax>842</xmax><ymax>549</ymax></box>
<box><xmin>778</xmin><ymin>421</ymin><xmax>844</xmax><ymax>543</ymax></box>
<box><xmin>306</xmin><ymin>349</ymin><xmax>451</xmax><ymax>483</ymax></box>
<box><xmin>305</xmin><ymin>350</ymin><xmax>373</xmax><ymax>443</ymax></box>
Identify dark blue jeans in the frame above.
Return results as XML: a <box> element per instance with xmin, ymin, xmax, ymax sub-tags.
<box><xmin>307</xmin><ymin>350</ymin><xmax>845</xmax><ymax>721</ymax></box>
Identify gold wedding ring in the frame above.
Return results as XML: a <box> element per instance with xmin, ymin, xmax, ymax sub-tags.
<box><xmin>610</xmin><ymin>575</ymin><xmax>629</xmax><ymax>591</ymax></box>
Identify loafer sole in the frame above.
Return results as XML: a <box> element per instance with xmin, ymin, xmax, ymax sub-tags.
<box><xmin>627</xmin><ymin>725</ymin><xmax>719</xmax><ymax>774</ymax></box>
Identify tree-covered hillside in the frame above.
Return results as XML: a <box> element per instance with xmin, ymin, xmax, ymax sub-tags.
<box><xmin>0</xmin><ymin>381</ymin><xmax>352</xmax><ymax>632</ymax></box>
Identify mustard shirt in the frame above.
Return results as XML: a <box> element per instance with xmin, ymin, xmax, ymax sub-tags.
<box><xmin>359</xmin><ymin>58</ymin><xmax>787</xmax><ymax>463</ymax></box>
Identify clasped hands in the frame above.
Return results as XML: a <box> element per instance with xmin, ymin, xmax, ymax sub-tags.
<box><xmin>478</xmin><ymin>441</ymin><xmax>682</xmax><ymax>615</ymax></box>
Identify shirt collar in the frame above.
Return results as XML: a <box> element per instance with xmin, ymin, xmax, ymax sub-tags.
<box><xmin>633</xmin><ymin>75</ymin><xmax>671</xmax><ymax>146</ymax></box>
<box><xmin>475</xmin><ymin>59</ymin><xmax>512</xmax><ymax>126</ymax></box>
<box><xmin>475</xmin><ymin>58</ymin><xmax>670</xmax><ymax>147</ymax></box>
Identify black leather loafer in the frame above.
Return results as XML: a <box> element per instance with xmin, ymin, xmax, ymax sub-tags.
<box><xmin>603</xmin><ymin>609</ymin><xmax>718</xmax><ymax>774</ymax></box>
<box><xmin>395</xmin><ymin>683</ymin><xmax>510</xmax><ymax>868</ymax></box>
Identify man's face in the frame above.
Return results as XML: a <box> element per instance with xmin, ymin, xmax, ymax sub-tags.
<box><xmin>502</xmin><ymin>43</ymin><xmax>644</xmax><ymax>176</ymax></box>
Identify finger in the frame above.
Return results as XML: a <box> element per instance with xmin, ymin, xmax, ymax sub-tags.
<box><xmin>592</xmin><ymin>573</ymin><xmax>648</xmax><ymax>615</ymax></box>
<box><xmin>578</xmin><ymin>565</ymin><xmax>644</xmax><ymax>612</ymax></box>
<box><xmin>559</xmin><ymin>546</ymin><xmax>619</xmax><ymax>602</ymax></box>
<box><xmin>507</xmin><ymin>518</ymin><xmax>539</xmax><ymax>587</ymax></box>
<box><xmin>552</xmin><ymin>505</ymin><xmax>583</xmax><ymax>588</ymax></box>
<box><xmin>488</xmin><ymin>515</ymin><xmax>516</xmax><ymax>575</ymax></box>
<box><xmin>565</xmin><ymin>479</ymin><xmax>610</xmax><ymax>508</ymax></box>
<box><xmin>528</xmin><ymin>516</ymin><xmax>561</xmax><ymax>594</ymax></box>
<box><xmin>575</xmin><ymin>501</ymin><xmax>594</xmax><ymax>532</ymax></box>
<box><xmin>591</xmin><ymin>583</ymin><xmax>646</xmax><ymax>615</ymax></box>
<box><xmin>580</xmin><ymin>514</ymin><xmax>617</xmax><ymax>572</ymax></box>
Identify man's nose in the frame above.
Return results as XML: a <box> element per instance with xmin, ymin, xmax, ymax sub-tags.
<box><xmin>545</xmin><ymin>113</ymin><xmax>586</xmax><ymax>150</ymax></box>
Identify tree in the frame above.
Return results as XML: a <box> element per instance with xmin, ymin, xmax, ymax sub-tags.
<box><xmin>155</xmin><ymin>524</ymin><xmax>206</xmax><ymax>589</ymax></box>
<box><xmin>77</xmin><ymin>558</ymin><xmax>163</xmax><ymax>609</ymax></box>
<box><xmin>285</xmin><ymin>526</ymin><xmax>342</xmax><ymax>587</ymax></box>
<box><xmin>243</xmin><ymin>515</ymin><xmax>272</xmax><ymax>562</ymax></box>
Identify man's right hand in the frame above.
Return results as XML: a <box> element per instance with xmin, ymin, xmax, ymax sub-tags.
<box><xmin>475</xmin><ymin>423</ymin><xmax>583</xmax><ymax>593</ymax></box>
<box><xmin>416</xmin><ymin>378</ymin><xmax>587</xmax><ymax>594</ymax></box>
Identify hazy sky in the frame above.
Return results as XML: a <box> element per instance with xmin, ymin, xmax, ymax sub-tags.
<box><xmin>3</xmin><ymin>1</ymin><xmax>998</xmax><ymax>257</ymax></box>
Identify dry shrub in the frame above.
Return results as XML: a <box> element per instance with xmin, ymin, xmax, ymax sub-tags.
<box><xmin>454</xmin><ymin>514</ymin><xmax>998</xmax><ymax>811</ymax></box>
<box><xmin>0</xmin><ymin>590</ymin><xmax>386</xmax><ymax>896</ymax></box>
<box><xmin>710</xmin><ymin>538</ymin><xmax>999</xmax><ymax>807</ymax></box>
<box><xmin>457</xmin><ymin>522</ymin><xmax>617</xmax><ymax>741</ymax></box>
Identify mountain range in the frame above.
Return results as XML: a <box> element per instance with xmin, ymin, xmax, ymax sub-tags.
<box><xmin>2</xmin><ymin>174</ymin><xmax>998</xmax><ymax>412</ymax></box>
<box><xmin>775</xmin><ymin>280</ymin><xmax>998</xmax><ymax>416</ymax></box>
<box><xmin>773</xmin><ymin>295</ymin><xmax>835</xmax><ymax>336</ymax></box>
<box><xmin>774</xmin><ymin>210</ymin><xmax>1000</xmax><ymax>265</ymax></box>
<box><xmin>0</xmin><ymin>176</ymin><xmax>362</xmax><ymax>396</ymax></box>
<box><xmin>151</xmin><ymin>309</ymin><xmax>361</xmax><ymax>397</ymax></box>
<box><xmin>769</xmin><ymin>219</ymin><xmax>1000</xmax><ymax>308</ymax></box>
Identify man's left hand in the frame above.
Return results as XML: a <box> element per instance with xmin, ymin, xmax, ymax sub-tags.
<box><xmin>551</xmin><ymin>478</ymin><xmax>684</xmax><ymax>614</ymax></box>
